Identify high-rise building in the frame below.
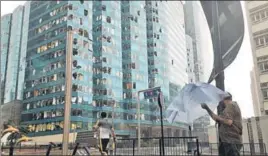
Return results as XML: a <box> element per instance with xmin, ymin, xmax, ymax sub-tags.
<box><xmin>251</xmin><ymin>69</ymin><xmax>262</xmax><ymax>116</ymax></box>
<box><xmin>0</xmin><ymin>13</ymin><xmax>12</xmax><ymax>104</ymax></box>
<box><xmin>246</xmin><ymin>1</ymin><xmax>268</xmax><ymax>116</ymax></box>
<box><xmin>186</xmin><ymin>35</ymin><xmax>195</xmax><ymax>83</ymax></box>
<box><xmin>3</xmin><ymin>4</ymin><xmax>29</xmax><ymax>103</ymax></box>
<box><xmin>184</xmin><ymin>1</ymin><xmax>213</xmax><ymax>83</ymax></box>
<box><xmin>1</xmin><ymin>1</ymin><xmax>188</xmax><ymax>139</ymax></box>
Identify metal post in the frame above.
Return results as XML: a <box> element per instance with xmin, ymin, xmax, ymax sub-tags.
<box><xmin>158</xmin><ymin>91</ymin><xmax>165</xmax><ymax>156</ymax></box>
<box><xmin>46</xmin><ymin>144</ymin><xmax>52</xmax><ymax>156</ymax></box>
<box><xmin>196</xmin><ymin>138</ymin><xmax>200</xmax><ymax>156</ymax></box>
<box><xmin>212</xmin><ymin>1</ymin><xmax>224</xmax><ymax>91</ymax></box>
<box><xmin>137</xmin><ymin>92</ymin><xmax>141</xmax><ymax>154</ymax></box>
<box><xmin>133</xmin><ymin>139</ymin><xmax>135</xmax><ymax>156</ymax></box>
<box><xmin>62</xmin><ymin>30</ymin><xmax>73</xmax><ymax>155</ymax></box>
<box><xmin>159</xmin><ymin>138</ymin><xmax>162</xmax><ymax>156</ymax></box>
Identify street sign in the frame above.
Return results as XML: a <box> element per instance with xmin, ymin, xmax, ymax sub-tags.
<box><xmin>143</xmin><ymin>87</ymin><xmax>161</xmax><ymax>99</ymax></box>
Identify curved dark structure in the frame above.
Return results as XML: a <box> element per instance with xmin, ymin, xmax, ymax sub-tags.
<box><xmin>200</xmin><ymin>1</ymin><xmax>245</xmax><ymax>86</ymax></box>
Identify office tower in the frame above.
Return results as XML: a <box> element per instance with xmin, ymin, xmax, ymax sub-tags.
<box><xmin>0</xmin><ymin>4</ymin><xmax>30</xmax><ymax>131</ymax></box>
<box><xmin>246</xmin><ymin>1</ymin><xmax>268</xmax><ymax>116</ymax></box>
<box><xmin>0</xmin><ymin>13</ymin><xmax>12</xmax><ymax>104</ymax></box>
<box><xmin>4</xmin><ymin>4</ymin><xmax>29</xmax><ymax>103</ymax></box>
<box><xmin>22</xmin><ymin>1</ymin><xmax>94</xmax><ymax>136</ymax></box>
<box><xmin>186</xmin><ymin>35</ymin><xmax>195</xmax><ymax>83</ymax></box>
<box><xmin>14</xmin><ymin>1</ymin><xmax>189</xmax><ymax>138</ymax></box>
<box><xmin>184</xmin><ymin>1</ymin><xmax>213</xmax><ymax>82</ymax></box>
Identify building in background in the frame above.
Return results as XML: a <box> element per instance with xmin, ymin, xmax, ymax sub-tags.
<box><xmin>4</xmin><ymin>5</ymin><xmax>29</xmax><ymax>103</ymax></box>
<box><xmin>0</xmin><ymin>1</ymin><xmax>189</xmax><ymax>140</ymax></box>
<box><xmin>186</xmin><ymin>35</ymin><xmax>195</xmax><ymax>83</ymax></box>
<box><xmin>0</xmin><ymin>4</ymin><xmax>30</xmax><ymax>131</ymax></box>
<box><xmin>246</xmin><ymin>1</ymin><xmax>268</xmax><ymax>116</ymax></box>
<box><xmin>0</xmin><ymin>13</ymin><xmax>12</xmax><ymax>104</ymax></box>
<box><xmin>184</xmin><ymin>1</ymin><xmax>213</xmax><ymax>83</ymax></box>
<box><xmin>251</xmin><ymin>68</ymin><xmax>262</xmax><ymax>116</ymax></box>
<box><xmin>192</xmin><ymin>115</ymin><xmax>210</xmax><ymax>142</ymax></box>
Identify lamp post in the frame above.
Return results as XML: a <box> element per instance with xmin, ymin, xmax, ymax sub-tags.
<box><xmin>62</xmin><ymin>30</ymin><xmax>73</xmax><ymax>155</ymax></box>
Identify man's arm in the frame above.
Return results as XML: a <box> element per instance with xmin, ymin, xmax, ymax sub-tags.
<box><xmin>93</xmin><ymin>120</ymin><xmax>99</xmax><ymax>130</ymax></box>
<box><xmin>201</xmin><ymin>103</ymin><xmax>233</xmax><ymax>126</ymax></box>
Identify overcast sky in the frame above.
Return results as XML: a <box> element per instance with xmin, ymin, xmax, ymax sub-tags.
<box><xmin>1</xmin><ymin>1</ymin><xmax>255</xmax><ymax>118</ymax></box>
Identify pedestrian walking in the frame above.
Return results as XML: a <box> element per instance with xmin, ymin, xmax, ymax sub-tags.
<box><xmin>93</xmin><ymin>112</ymin><xmax>116</xmax><ymax>155</ymax></box>
<box><xmin>201</xmin><ymin>92</ymin><xmax>243</xmax><ymax>156</ymax></box>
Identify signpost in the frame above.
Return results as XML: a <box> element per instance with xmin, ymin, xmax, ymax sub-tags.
<box><xmin>137</xmin><ymin>86</ymin><xmax>161</xmax><ymax>153</ymax></box>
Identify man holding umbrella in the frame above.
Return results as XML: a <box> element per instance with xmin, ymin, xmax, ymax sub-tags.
<box><xmin>201</xmin><ymin>93</ymin><xmax>242</xmax><ymax>156</ymax></box>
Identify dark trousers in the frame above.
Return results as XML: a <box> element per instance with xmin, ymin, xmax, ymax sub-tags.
<box><xmin>100</xmin><ymin>138</ymin><xmax>110</xmax><ymax>154</ymax></box>
<box><xmin>219</xmin><ymin>142</ymin><xmax>242</xmax><ymax>156</ymax></box>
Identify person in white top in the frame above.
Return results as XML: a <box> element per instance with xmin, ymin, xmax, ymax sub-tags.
<box><xmin>93</xmin><ymin>112</ymin><xmax>115</xmax><ymax>155</ymax></box>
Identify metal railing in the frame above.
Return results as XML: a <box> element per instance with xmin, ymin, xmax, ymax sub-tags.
<box><xmin>115</xmin><ymin>137</ymin><xmax>201</xmax><ymax>156</ymax></box>
<box><xmin>194</xmin><ymin>143</ymin><xmax>267</xmax><ymax>156</ymax></box>
<box><xmin>1</xmin><ymin>140</ymin><xmax>267</xmax><ymax>156</ymax></box>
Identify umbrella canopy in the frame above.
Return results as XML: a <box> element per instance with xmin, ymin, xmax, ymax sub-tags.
<box><xmin>166</xmin><ymin>82</ymin><xmax>228</xmax><ymax>124</ymax></box>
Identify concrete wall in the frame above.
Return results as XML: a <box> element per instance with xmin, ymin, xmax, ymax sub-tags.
<box><xmin>30</xmin><ymin>133</ymin><xmax>77</xmax><ymax>144</ymax></box>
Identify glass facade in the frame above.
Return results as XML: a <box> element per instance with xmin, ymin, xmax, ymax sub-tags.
<box><xmin>17</xmin><ymin>1</ymin><xmax>189</xmax><ymax>137</ymax></box>
<box><xmin>17</xmin><ymin>2</ymin><xmax>31</xmax><ymax>100</ymax></box>
<box><xmin>4</xmin><ymin>6</ymin><xmax>25</xmax><ymax>103</ymax></box>
<box><xmin>0</xmin><ymin>13</ymin><xmax>12</xmax><ymax>103</ymax></box>
<box><xmin>184</xmin><ymin>1</ymin><xmax>213</xmax><ymax>82</ymax></box>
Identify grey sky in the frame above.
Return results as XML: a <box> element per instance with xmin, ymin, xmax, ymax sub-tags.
<box><xmin>1</xmin><ymin>1</ymin><xmax>254</xmax><ymax>118</ymax></box>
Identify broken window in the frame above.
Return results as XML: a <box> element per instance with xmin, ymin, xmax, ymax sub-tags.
<box><xmin>68</xmin><ymin>14</ymin><xmax>73</xmax><ymax>20</ymax></box>
<box><xmin>80</xmin><ymin>18</ymin><xmax>83</xmax><ymax>25</ymax></box>
<box><xmin>107</xmin><ymin>36</ymin><xmax>111</xmax><ymax>43</ymax></box>
<box><xmin>106</xmin><ymin>16</ymin><xmax>111</xmax><ymax>23</ymax></box>
<box><xmin>84</xmin><ymin>30</ymin><xmax>89</xmax><ymax>38</ymax></box>
<box><xmin>73</xmin><ymin>38</ymin><xmax>78</xmax><ymax>45</ymax></box>
<box><xmin>69</xmin><ymin>4</ymin><xmax>73</xmax><ymax>10</ymax></box>
<box><xmin>73</xmin><ymin>48</ymin><xmax>78</xmax><ymax>55</ymax></box>
<box><xmin>72</xmin><ymin>84</ymin><xmax>78</xmax><ymax>91</ymax></box>
<box><xmin>84</xmin><ymin>9</ymin><xmax>88</xmax><ymax>16</ymax></box>
<box><xmin>102</xmin><ymin>5</ymin><xmax>106</xmax><ymax>11</ymax></box>
<box><xmin>73</xmin><ymin>72</ymin><xmax>78</xmax><ymax>79</ymax></box>
<box><xmin>79</xmin><ymin>28</ymin><xmax>83</xmax><ymax>36</ymax></box>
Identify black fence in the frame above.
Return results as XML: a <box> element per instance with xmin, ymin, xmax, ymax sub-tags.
<box><xmin>1</xmin><ymin>139</ymin><xmax>267</xmax><ymax>156</ymax></box>
<box><xmin>205</xmin><ymin>143</ymin><xmax>267</xmax><ymax>156</ymax></box>
<box><xmin>115</xmin><ymin>137</ymin><xmax>201</xmax><ymax>156</ymax></box>
<box><xmin>115</xmin><ymin>137</ymin><xmax>267</xmax><ymax>156</ymax></box>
